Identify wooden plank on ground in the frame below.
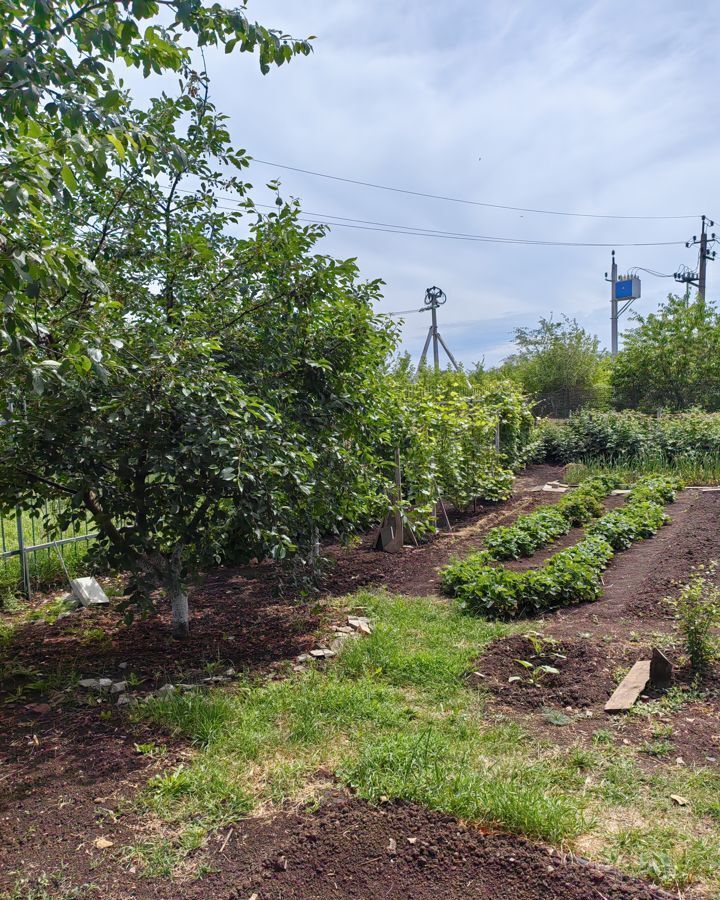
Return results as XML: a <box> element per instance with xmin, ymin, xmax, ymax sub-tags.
<box><xmin>650</xmin><ymin>647</ymin><xmax>673</xmax><ymax>689</ymax></box>
<box><xmin>605</xmin><ymin>660</ymin><xmax>651</xmax><ymax>713</ymax></box>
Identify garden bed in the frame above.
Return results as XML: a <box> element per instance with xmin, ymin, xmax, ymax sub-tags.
<box><xmin>475</xmin><ymin>487</ymin><xmax>720</xmax><ymax>767</ymax></box>
<box><xmin>4</xmin><ymin>472</ymin><xmax>720</xmax><ymax>898</ymax></box>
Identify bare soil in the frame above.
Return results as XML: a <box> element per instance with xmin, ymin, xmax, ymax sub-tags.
<box><xmin>477</xmin><ymin>488</ymin><xmax>720</xmax><ymax>766</ymax></box>
<box><xmin>2</xmin><ymin>468</ymin><xmax>718</xmax><ymax>898</ymax></box>
<box><xmin>156</xmin><ymin>792</ymin><xmax>673</xmax><ymax>900</ymax></box>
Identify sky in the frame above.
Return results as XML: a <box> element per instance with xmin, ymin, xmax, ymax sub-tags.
<box><xmin>138</xmin><ymin>0</ymin><xmax>720</xmax><ymax>367</ymax></box>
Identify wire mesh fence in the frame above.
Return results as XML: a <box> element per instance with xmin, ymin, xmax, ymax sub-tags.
<box><xmin>0</xmin><ymin>503</ymin><xmax>97</xmax><ymax>601</ymax></box>
<box><xmin>533</xmin><ymin>388</ymin><xmax>607</xmax><ymax>419</ymax></box>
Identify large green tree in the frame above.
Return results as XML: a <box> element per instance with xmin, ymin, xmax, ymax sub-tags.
<box><xmin>0</xmin><ymin>0</ymin><xmax>311</xmax><ymax>361</ymax></box>
<box><xmin>612</xmin><ymin>294</ymin><xmax>720</xmax><ymax>411</ymax></box>
<box><xmin>0</xmin><ymin>2</ymin><xmax>401</xmax><ymax>638</ymax></box>
<box><xmin>500</xmin><ymin>315</ymin><xmax>609</xmax><ymax>414</ymax></box>
<box><xmin>0</xmin><ymin>76</ymin><xmax>397</xmax><ymax>635</ymax></box>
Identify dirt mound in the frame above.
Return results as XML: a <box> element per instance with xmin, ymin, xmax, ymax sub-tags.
<box><xmin>474</xmin><ymin>633</ymin><xmax>614</xmax><ymax>710</ymax></box>
<box><xmin>173</xmin><ymin>793</ymin><xmax>671</xmax><ymax>900</ymax></box>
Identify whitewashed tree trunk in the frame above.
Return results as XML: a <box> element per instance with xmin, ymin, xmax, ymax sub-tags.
<box><xmin>167</xmin><ymin>562</ymin><xmax>189</xmax><ymax>639</ymax></box>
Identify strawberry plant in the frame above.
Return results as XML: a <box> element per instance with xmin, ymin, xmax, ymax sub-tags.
<box><xmin>483</xmin><ymin>475</ymin><xmax>617</xmax><ymax>560</ymax></box>
<box><xmin>587</xmin><ymin>501</ymin><xmax>669</xmax><ymax>551</ymax></box>
<box><xmin>443</xmin><ymin>474</ymin><xmax>677</xmax><ymax>619</ymax></box>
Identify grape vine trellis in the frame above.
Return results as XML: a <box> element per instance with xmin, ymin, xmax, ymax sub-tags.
<box><xmin>387</xmin><ymin>373</ymin><xmax>533</xmax><ymax>540</ymax></box>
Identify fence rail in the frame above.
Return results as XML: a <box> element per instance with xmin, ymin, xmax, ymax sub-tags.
<box><xmin>0</xmin><ymin>505</ymin><xmax>97</xmax><ymax>600</ymax></box>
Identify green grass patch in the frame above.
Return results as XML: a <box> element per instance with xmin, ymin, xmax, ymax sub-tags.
<box><xmin>129</xmin><ymin>590</ymin><xmax>720</xmax><ymax>896</ymax></box>
<box><xmin>133</xmin><ymin>592</ymin><xmax>594</xmax><ymax>870</ymax></box>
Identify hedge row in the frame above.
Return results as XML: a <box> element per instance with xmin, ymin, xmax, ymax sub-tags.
<box><xmin>534</xmin><ymin>410</ymin><xmax>720</xmax><ymax>465</ymax></box>
<box><xmin>442</xmin><ymin>476</ymin><xmax>681</xmax><ymax>619</ymax></box>
<box><xmin>484</xmin><ymin>475</ymin><xmax>618</xmax><ymax>561</ymax></box>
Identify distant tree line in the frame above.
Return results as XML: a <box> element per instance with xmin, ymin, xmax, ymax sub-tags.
<box><xmin>498</xmin><ymin>294</ymin><xmax>720</xmax><ymax>415</ymax></box>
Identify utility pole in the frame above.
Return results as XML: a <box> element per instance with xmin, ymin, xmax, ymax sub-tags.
<box><xmin>605</xmin><ymin>251</ymin><xmax>640</xmax><ymax>358</ymax></box>
<box><xmin>417</xmin><ymin>286</ymin><xmax>461</xmax><ymax>372</ymax></box>
<box><xmin>676</xmin><ymin>215</ymin><xmax>717</xmax><ymax>299</ymax></box>
<box><xmin>699</xmin><ymin>216</ymin><xmax>709</xmax><ymax>299</ymax></box>
<box><xmin>609</xmin><ymin>250</ymin><xmax>618</xmax><ymax>357</ymax></box>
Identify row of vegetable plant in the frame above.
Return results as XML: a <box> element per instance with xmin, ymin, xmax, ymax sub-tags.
<box><xmin>442</xmin><ymin>476</ymin><xmax>681</xmax><ymax>619</ymax></box>
<box><xmin>483</xmin><ymin>475</ymin><xmax>618</xmax><ymax>561</ymax></box>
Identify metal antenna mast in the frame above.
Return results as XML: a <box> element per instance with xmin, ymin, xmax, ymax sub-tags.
<box><xmin>417</xmin><ymin>286</ymin><xmax>461</xmax><ymax>372</ymax></box>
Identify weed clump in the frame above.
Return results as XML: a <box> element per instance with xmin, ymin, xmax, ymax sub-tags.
<box><xmin>669</xmin><ymin>567</ymin><xmax>720</xmax><ymax>675</ymax></box>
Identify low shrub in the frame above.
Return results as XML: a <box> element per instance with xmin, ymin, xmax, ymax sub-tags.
<box><xmin>533</xmin><ymin>410</ymin><xmax>720</xmax><ymax>466</ymax></box>
<box><xmin>668</xmin><ymin>569</ymin><xmax>720</xmax><ymax>674</ymax></box>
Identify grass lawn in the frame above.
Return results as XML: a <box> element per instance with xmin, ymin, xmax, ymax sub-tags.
<box><xmin>134</xmin><ymin>590</ymin><xmax>720</xmax><ymax>893</ymax></box>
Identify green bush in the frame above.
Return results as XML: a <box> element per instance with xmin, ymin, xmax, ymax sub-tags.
<box><xmin>626</xmin><ymin>475</ymin><xmax>682</xmax><ymax>505</ymax></box>
<box><xmin>668</xmin><ymin>570</ymin><xmax>720</xmax><ymax>674</ymax></box>
<box><xmin>534</xmin><ymin>410</ymin><xmax>720</xmax><ymax>465</ymax></box>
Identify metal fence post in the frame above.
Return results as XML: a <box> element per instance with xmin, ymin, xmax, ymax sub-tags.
<box><xmin>15</xmin><ymin>509</ymin><xmax>31</xmax><ymax>600</ymax></box>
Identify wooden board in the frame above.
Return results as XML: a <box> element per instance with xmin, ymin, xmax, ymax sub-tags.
<box><xmin>605</xmin><ymin>660</ymin><xmax>651</xmax><ymax>713</ymax></box>
<box><xmin>650</xmin><ymin>647</ymin><xmax>673</xmax><ymax>689</ymax></box>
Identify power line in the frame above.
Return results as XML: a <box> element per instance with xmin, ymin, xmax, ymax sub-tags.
<box><xmin>250</xmin><ymin>158</ymin><xmax>699</xmax><ymax>222</ymax></box>
<box><xmin>164</xmin><ymin>185</ymin><xmax>687</xmax><ymax>248</ymax></box>
<box><xmin>204</xmin><ymin>198</ymin><xmax>685</xmax><ymax>249</ymax></box>
<box><xmin>628</xmin><ymin>266</ymin><xmax>675</xmax><ymax>278</ymax></box>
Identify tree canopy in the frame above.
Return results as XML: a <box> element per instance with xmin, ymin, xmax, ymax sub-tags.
<box><xmin>0</xmin><ymin>0</ymin><xmax>311</xmax><ymax>364</ymax></box>
<box><xmin>500</xmin><ymin>315</ymin><xmax>609</xmax><ymax>415</ymax></box>
<box><xmin>612</xmin><ymin>294</ymin><xmax>720</xmax><ymax>412</ymax></box>
<box><xmin>0</xmin><ymin>1</ymin><xmax>534</xmax><ymax>639</ymax></box>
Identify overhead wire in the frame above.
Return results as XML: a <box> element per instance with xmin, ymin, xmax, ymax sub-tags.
<box><xmin>200</xmin><ymin>196</ymin><xmax>686</xmax><ymax>249</ymax></box>
<box><xmin>627</xmin><ymin>266</ymin><xmax>675</xmax><ymax>278</ymax></box>
<box><xmin>250</xmin><ymin>158</ymin><xmax>700</xmax><ymax>221</ymax></box>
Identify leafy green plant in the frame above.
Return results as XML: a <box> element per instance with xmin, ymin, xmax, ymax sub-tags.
<box><xmin>535</xmin><ymin>408</ymin><xmax>720</xmax><ymax>465</ymax></box>
<box><xmin>486</xmin><ymin>506</ymin><xmax>570</xmax><ymax>560</ymax></box>
<box><xmin>483</xmin><ymin>475</ymin><xmax>616</xmax><ymax>561</ymax></box>
<box><xmin>444</xmin><ymin>476</ymin><xmax>677</xmax><ymax>618</ymax></box>
<box><xmin>586</xmin><ymin>501</ymin><xmax>669</xmax><ymax>550</ymax></box>
<box><xmin>510</xmin><ymin>659</ymin><xmax>560</xmax><ymax>686</ymax></box>
<box><xmin>668</xmin><ymin>568</ymin><xmax>720</xmax><ymax>674</ymax></box>
<box><xmin>444</xmin><ymin>535</ymin><xmax>614</xmax><ymax>619</ymax></box>
<box><xmin>388</xmin><ymin>371</ymin><xmax>532</xmax><ymax>540</ymax></box>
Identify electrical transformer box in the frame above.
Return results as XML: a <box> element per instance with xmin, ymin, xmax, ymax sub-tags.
<box><xmin>614</xmin><ymin>277</ymin><xmax>641</xmax><ymax>300</ymax></box>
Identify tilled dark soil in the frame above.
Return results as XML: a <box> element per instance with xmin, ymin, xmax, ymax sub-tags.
<box><xmin>320</xmin><ymin>464</ymin><xmax>564</xmax><ymax>597</ymax></box>
<box><xmin>472</xmin><ymin>633</ymin><xmax>615</xmax><ymax>710</ymax></box>
<box><xmin>479</xmin><ymin>488</ymin><xmax>720</xmax><ymax>765</ymax></box>
<box><xmin>0</xmin><ymin>465</ymin><xmax>563</xmax><ymax>698</ymax></box>
<box><xmin>3</xmin><ymin>471</ymin><xmax>719</xmax><ymax>899</ymax></box>
<box><xmin>164</xmin><ymin>793</ymin><xmax>674</xmax><ymax>900</ymax></box>
<box><xmin>12</xmin><ymin>792</ymin><xmax>673</xmax><ymax>900</ymax></box>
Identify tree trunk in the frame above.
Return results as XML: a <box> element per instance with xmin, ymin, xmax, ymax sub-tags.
<box><xmin>167</xmin><ymin>563</ymin><xmax>190</xmax><ymax>640</ymax></box>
